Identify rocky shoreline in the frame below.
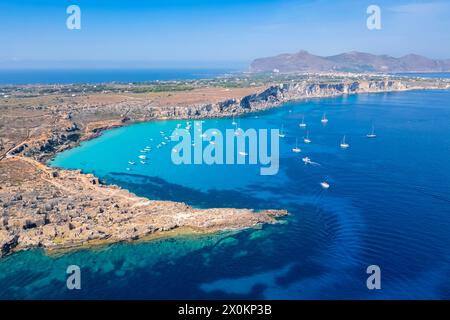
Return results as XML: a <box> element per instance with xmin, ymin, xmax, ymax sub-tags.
<box><xmin>1</xmin><ymin>75</ymin><xmax>449</xmax><ymax>258</ymax></box>
<box><xmin>0</xmin><ymin>157</ymin><xmax>287</xmax><ymax>257</ymax></box>
<box><xmin>14</xmin><ymin>78</ymin><xmax>450</xmax><ymax>163</ymax></box>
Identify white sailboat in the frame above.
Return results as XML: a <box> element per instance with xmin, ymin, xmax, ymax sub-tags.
<box><xmin>235</xmin><ymin>119</ymin><xmax>242</xmax><ymax>136</ymax></box>
<box><xmin>302</xmin><ymin>157</ymin><xmax>312</xmax><ymax>165</ymax></box>
<box><xmin>292</xmin><ymin>138</ymin><xmax>301</xmax><ymax>153</ymax></box>
<box><xmin>303</xmin><ymin>131</ymin><xmax>311</xmax><ymax>144</ymax></box>
<box><xmin>321</xmin><ymin>113</ymin><xmax>328</xmax><ymax>124</ymax></box>
<box><xmin>279</xmin><ymin>125</ymin><xmax>286</xmax><ymax>138</ymax></box>
<box><xmin>128</xmin><ymin>161</ymin><xmax>136</xmax><ymax>165</ymax></box>
<box><xmin>340</xmin><ymin>135</ymin><xmax>350</xmax><ymax>149</ymax></box>
<box><xmin>299</xmin><ymin>116</ymin><xmax>307</xmax><ymax>128</ymax></box>
<box><xmin>367</xmin><ymin>125</ymin><xmax>377</xmax><ymax>138</ymax></box>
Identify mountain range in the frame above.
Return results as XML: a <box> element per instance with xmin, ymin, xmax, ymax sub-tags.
<box><xmin>249</xmin><ymin>50</ymin><xmax>450</xmax><ymax>73</ymax></box>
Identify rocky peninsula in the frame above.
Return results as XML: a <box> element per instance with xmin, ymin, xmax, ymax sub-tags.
<box><xmin>1</xmin><ymin>73</ymin><xmax>449</xmax><ymax>257</ymax></box>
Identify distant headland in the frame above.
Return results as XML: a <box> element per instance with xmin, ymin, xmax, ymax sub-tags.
<box><xmin>249</xmin><ymin>50</ymin><xmax>450</xmax><ymax>73</ymax></box>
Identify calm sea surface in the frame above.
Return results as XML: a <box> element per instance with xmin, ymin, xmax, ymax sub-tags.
<box><xmin>1</xmin><ymin>90</ymin><xmax>449</xmax><ymax>299</ymax></box>
<box><xmin>0</xmin><ymin>68</ymin><xmax>235</xmax><ymax>84</ymax></box>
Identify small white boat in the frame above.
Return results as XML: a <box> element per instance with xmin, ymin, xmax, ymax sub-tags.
<box><xmin>292</xmin><ymin>138</ymin><xmax>301</xmax><ymax>153</ymax></box>
<box><xmin>126</xmin><ymin>167</ymin><xmax>131</xmax><ymax>171</ymax></box>
<box><xmin>232</xmin><ymin>116</ymin><xmax>237</xmax><ymax>126</ymax></box>
<box><xmin>279</xmin><ymin>125</ymin><xmax>286</xmax><ymax>138</ymax></box>
<box><xmin>299</xmin><ymin>116</ymin><xmax>307</xmax><ymax>128</ymax></box>
<box><xmin>302</xmin><ymin>157</ymin><xmax>312</xmax><ymax>164</ymax></box>
<box><xmin>161</xmin><ymin>141</ymin><xmax>166</xmax><ymax>145</ymax></box>
<box><xmin>239</xmin><ymin>151</ymin><xmax>248</xmax><ymax>156</ymax></box>
<box><xmin>209</xmin><ymin>141</ymin><xmax>216</xmax><ymax>145</ymax></box>
<box><xmin>140</xmin><ymin>149</ymin><xmax>148</xmax><ymax>153</ymax></box>
<box><xmin>140</xmin><ymin>161</ymin><xmax>147</xmax><ymax>165</ymax></box>
<box><xmin>303</xmin><ymin>132</ymin><xmax>311</xmax><ymax>144</ymax></box>
<box><xmin>321</xmin><ymin>113</ymin><xmax>328</xmax><ymax>124</ymax></box>
<box><xmin>172</xmin><ymin>148</ymin><xmax>178</xmax><ymax>153</ymax></box>
<box><xmin>138</xmin><ymin>155</ymin><xmax>146</xmax><ymax>160</ymax></box>
<box><xmin>320</xmin><ymin>181</ymin><xmax>330</xmax><ymax>189</ymax></box>
<box><xmin>340</xmin><ymin>135</ymin><xmax>350</xmax><ymax>149</ymax></box>
<box><xmin>128</xmin><ymin>161</ymin><xmax>136</xmax><ymax>165</ymax></box>
<box><xmin>160</xmin><ymin>131</ymin><xmax>165</xmax><ymax>135</ymax></box>
<box><xmin>367</xmin><ymin>125</ymin><xmax>377</xmax><ymax>138</ymax></box>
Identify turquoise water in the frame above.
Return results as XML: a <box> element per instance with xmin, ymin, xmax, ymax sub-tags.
<box><xmin>1</xmin><ymin>90</ymin><xmax>450</xmax><ymax>299</ymax></box>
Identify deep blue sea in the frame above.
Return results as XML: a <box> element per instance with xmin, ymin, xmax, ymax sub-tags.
<box><xmin>0</xmin><ymin>68</ymin><xmax>235</xmax><ymax>85</ymax></box>
<box><xmin>1</xmin><ymin>90</ymin><xmax>450</xmax><ymax>299</ymax></box>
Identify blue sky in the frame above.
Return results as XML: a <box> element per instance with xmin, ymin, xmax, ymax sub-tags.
<box><xmin>0</xmin><ymin>0</ymin><xmax>449</xmax><ymax>68</ymax></box>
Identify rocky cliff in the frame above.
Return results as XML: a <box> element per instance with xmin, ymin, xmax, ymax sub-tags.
<box><xmin>13</xmin><ymin>78</ymin><xmax>449</xmax><ymax>163</ymax></box>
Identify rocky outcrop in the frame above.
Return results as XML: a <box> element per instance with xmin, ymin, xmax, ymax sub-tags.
<box><xmin>0</xmin><ymin>158</ymin><xmax>287</xmax><ymax>257</ymax></box>
<box><xmin>0</xmin><ymin>233</ymin><xmax>19</xmax><ymax>257</ymax></box>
